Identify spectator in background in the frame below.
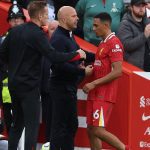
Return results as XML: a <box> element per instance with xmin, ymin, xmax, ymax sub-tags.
<box><xmin>75</xmin><ymin>0</ymin><xmax>125</xmax><ymax>46</ymax></box>
<box><xmin>117</xmin><ymin>0</ymin><xmax>150</xmax><ymax>71</ymax></box>
<box><xmin>0</xmin><ymin>0</ymin><xmax>26</xmax><ymax>135</ymax></box>
<box><xmin>40</xmin><ymin>20</ymin><xmax>59</xmax><ymax>142</ymax></box>
<box><xmin>1</xmin><ymin>0</ymin><xmax>26</xmax><ymax>42</ymax></box>
<box><xmin>83</xmin><ymin>12</ymin><xmax>130</xmax><ymax>150</ymax></box>
<box><xmin>48</xmin><ymin>20</ymin><xmax>59</xmax><ymax>38</ymax></box>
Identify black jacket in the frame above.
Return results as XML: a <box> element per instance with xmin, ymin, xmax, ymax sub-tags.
<box><xmin>0</xmin><ymin>22</ymin><xmax>78</xmax><ymax>92</ymax></box>
<box><xmin>40</xmin><ymin>57</ymin><xmax>51</xmax><ymax>93</ymax></box>
<box><xmin>50</xmin><ymin>26</ymin><xmax>94</xmax><ymax>88</ymax></box>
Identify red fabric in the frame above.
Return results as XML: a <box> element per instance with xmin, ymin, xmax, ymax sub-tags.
<box><xmin>86</xmin><ymin>100</ymin><xmax>113</xmax><ymax>127</ymax></box>
<box><xmin>125</xmin><ymin>145</ymin><xmax>131</xmax><ymax>150</ymax></box>
<box><xmin>87</xmin><ymin>33</ymin><xmax>123</xmax><ymax>103</ymax></box>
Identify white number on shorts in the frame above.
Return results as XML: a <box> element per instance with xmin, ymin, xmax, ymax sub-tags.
<box><xmin>93</xmin><ymin>109</ymin><xmax>99</xmax><ymax>119</ymax></box>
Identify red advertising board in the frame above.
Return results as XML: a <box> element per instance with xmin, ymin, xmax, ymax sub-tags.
<box><xmin>129</xmin><ymin>72</ymin><xmax>150</xmax><ymax>149</ymax></box>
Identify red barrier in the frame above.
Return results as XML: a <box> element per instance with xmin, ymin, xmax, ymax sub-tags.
<box><xmin>0</xmin><ymin>2</ymin><xmax>10</xmax><ymax>35</ymax></box>
<box><xmin>128</xmin><ymin>72</ymin><xmax>150</xmax><ymax>149</ymax></box>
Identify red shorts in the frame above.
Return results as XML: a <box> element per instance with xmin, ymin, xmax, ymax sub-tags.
<box><xmin>86</xmin><ymin>100</ymin><xmax>114</xmax><ymax>127</ymax></box>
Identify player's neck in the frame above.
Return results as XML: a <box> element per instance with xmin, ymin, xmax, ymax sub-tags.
<box><xmin>103</xmin><ymin>30</ymin><xmax>112</xmax><ymax>41</ymax></box>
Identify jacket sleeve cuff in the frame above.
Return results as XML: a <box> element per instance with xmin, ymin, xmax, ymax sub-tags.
<box><xmin>69</xmin><ymin>53</ymin><xmax>80</xmax><ymax>62</ymax></box>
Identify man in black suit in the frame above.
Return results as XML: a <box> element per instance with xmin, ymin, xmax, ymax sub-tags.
<box><xmin>49</xmin><ymin>6</ymin><xmax>94</xmax><ymax>150</ymax></box>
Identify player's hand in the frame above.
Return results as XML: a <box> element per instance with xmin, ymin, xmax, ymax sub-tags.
<box><xmin>83</xmin><ymin>82</ymin><xmax>96</xmax><ymax>93</ymax></box>
<box><xmin>77</xmin><ymin>49</ymin><xmax>86</xmax><ymax>59</ymax></box>
<box><xmin>85</xmin><ymin>65</ymin><xmax>93</xmax><ymax>76</ymax></box>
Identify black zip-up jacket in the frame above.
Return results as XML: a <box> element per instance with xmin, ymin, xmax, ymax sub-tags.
<box><xmin>0</xmin><ymin>22</ymin><xmax>78</xmax><ymax>92</ymax></box>
<box><xmin>50</xmin><ymin>26</ymin><xmax>95</xmax><ymax>89</ymax></box>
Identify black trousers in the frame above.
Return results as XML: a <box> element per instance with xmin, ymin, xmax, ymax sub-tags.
<box><xmin>50</xmin><ymin>85</ymin><xmax>78</xmax><ymax>150</ymax></box>
<box><xmin>2</xmin><ymin>103</ymin><xmax>12</xmax><ymax>134</ymax></box>
<box><xmin>8</xmin><ymin>88</ymin><xmax>40</xmax><ymax>150</ymax></box>
<box><xmin>41</xmin><ymin>91</ymin><xmax>52</xmax><ymax>142</ymax></box>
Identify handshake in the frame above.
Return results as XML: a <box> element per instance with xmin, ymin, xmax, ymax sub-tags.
<box><xmin>77</xmin><ymin>49</ymin><xmax>93</xmax><ymax>77</ymax></box>
<box><xmin>77</xmin><ymin>49</ymin><xmax>86</xmax><ymax>60</ymax></box>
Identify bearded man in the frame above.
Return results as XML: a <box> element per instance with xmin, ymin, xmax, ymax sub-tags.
<box><xmin>117</xmin><ymin>0</ymin><xmax>150</xmax><ymax>71</ymax></box>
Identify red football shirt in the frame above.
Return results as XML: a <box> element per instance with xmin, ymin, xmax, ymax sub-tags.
<box><xmin>88</xmin><ymin>33</ymin><xmax>123</xmax><ymax>103</ymax></box>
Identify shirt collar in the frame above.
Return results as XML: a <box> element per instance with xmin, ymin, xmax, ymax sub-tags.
<box><xmin>103</xmin><ymin>32</ymin><xmax>115</xmax><ymax>43</ymax></box>
<box><xmin>58</xmin><ymin>26</ymin><xmax>71</xmax><ymax>37</ymax></box>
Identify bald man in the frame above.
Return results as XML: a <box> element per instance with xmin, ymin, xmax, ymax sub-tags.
<box><xmin>49</xmin><ymin>6</ymin><xmax>95</xmax><ymax>150</ymax></box>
